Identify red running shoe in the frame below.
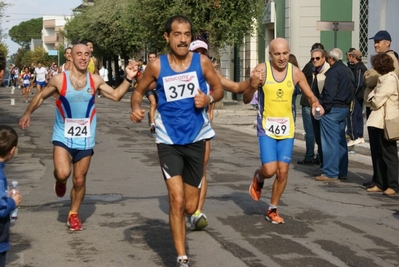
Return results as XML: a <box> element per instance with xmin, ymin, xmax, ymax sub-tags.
<box><xmin>54</xmin><ymin>181</ymin><xmax>66</xmax><ymax>197</ymax></box>
<box><xmin>266</xmin><ymin>209</ymin><xmax>285</xmax><ymax>224</ymax></box>
<box><xmin>67</xmin><ymin>214</ymin><xmax>83</xmax><ymax>231</ymax></box>
<box><xmin>249</xmin><ymin>169</ymin><xmax>263</xmax><ymax>201</ymax></box>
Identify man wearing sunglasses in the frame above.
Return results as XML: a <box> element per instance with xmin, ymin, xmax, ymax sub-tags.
<box><xmin>309</xmin><ymin>48</ymin><xmax>330</xmax><ymax>176</ymax></box>
<box><xmin>297</xmin><ymin>43</ymin><xmax>325</xmax><ymax>169</ymax></box>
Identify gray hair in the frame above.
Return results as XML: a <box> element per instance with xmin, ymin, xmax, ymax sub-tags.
<box><xmin>328</xmin><ymin>48</ymin><xmax>343</xmax><ymax>62</ymax></box>
<box><xmin>311</xmin><ymin>48</ymin><xmax>325</xmax><ymax>57</ymax></box>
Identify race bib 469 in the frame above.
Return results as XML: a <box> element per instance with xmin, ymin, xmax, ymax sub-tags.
<box><xmin>266</xmin><ymin>117</ymin><xmax>290</xmax><ymax>136</ymax></box>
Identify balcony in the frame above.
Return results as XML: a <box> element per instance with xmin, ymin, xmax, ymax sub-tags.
<box><xmin>43</xmin><ymin>19</ymin><xmax>56</xmax><ymax>28</ymax></box>
<box><xmin>43</xmin><ymin>35</ymin><xmax>58</xmax><ymax>43</ymax></box>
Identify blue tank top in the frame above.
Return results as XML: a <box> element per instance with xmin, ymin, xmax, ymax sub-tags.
<box><xmin>155</xmin><ymin>53</ymin><xmax>215</xmax><ymax>145</ymax></box>
<box><xmin>21</xmin><ymin>73</ymin><xmax>31</xmax><ymax>85</ymax></box>
<box><xmin>52</xmin><ymin>71</ymin><xmax>97</xmax><ymax>149</ymax></box>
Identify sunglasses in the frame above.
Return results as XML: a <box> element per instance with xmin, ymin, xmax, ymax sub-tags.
<box><xmin>311</xmin><ymin>57</ymin><xmax>321</xmax><ymax>61</ymax></box>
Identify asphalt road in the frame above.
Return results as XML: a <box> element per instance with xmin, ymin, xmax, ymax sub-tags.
<box><xmin>1</xmin><ymin>87</ymin><xmax>398</xmax><ymax>267</ymax></box>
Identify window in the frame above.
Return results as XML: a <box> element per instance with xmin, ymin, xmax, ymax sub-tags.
<box><xmin>359</xmin><ymin>0</ymin><xmax>368</xmax><ymax>57</ymax></box>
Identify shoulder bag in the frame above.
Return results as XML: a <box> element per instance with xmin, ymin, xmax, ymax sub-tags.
<box><xmin>384</xmin><ymin>79</ymin><xmax>399</xmax><ymax>141</ymax></box>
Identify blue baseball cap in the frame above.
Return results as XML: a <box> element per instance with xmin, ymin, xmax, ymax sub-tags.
<box><xmin>369</xmin><ymin>30</ymin><xmax>392</xmax><ymax>42</ymax></box>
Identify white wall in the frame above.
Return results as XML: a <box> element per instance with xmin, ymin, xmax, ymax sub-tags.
<box><xmin>286</xmin><ymin>0</ymin><xmax>321</xmax><ymax>69</ymax></box>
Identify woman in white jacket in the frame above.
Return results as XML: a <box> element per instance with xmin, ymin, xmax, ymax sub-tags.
<box><xmin>366</xmin><ymin>53</ymin><xmax>399</xmax><ymax>196</ymax></box>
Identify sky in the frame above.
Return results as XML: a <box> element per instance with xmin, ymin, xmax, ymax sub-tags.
<box><xmin>2</xmin><ymin>0</ymin><xmax>82</xmax><ymax>56</ymax></box>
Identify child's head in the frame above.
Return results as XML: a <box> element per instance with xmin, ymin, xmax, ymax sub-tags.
<box><xmin>0</xmin><ymin>125</ymin><xmax>18</xmax><ymax>161</ymax></box>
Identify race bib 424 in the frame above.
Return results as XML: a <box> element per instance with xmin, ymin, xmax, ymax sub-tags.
<box><xmin>64</xmin><ymin>118</ymin><xmax>91</xmax><ymax>138</ymax></box>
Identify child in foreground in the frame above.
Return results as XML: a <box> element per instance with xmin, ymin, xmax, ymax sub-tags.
<box><xmin>0</xmin><ymin>125</ymin><xmax>22</xmax><ymax>267</ymax></box>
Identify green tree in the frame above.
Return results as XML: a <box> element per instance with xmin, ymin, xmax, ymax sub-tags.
<box><xmin>11</xmin><ymin>47</ymin><xmax>26</xmax><ymax>67</ymax></box>
<box><xmin>8</xmin><ymin>18</ymin><xmax>43</xmax><ymax>49</ymax></box>
<box><xmin>0</xmin><ymin>42</ymin><xmax>9</xmax><ymax>59</ymax></box>
<box><xmin>65</xmin><ymin>0</ymin><xmax>143</xmax><ymax>59</ymax></box>
<box><xmin>65</xmin><ymin>0</ymin><xmax>263</xmax><ymax>57</ymax></box>
<box><xmin>134</xmin><ymin>0</ymin><xmax>263</xmax><ymax>53</ymax></box>
<box><xmin>11</xmin><ymin>46</ymin><xmax>56</xmax><ymax>67</ymax></box>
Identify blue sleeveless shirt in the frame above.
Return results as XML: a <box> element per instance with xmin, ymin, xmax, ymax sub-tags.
<box><xmin>52</xmin><ymin>71</ymin><xmax>97</xmax><ymax>149</ymax></box>
<box><xmin>155</xmin><ymin>53</ymin><xmax>215</xmax><ymax>145</ymax></box>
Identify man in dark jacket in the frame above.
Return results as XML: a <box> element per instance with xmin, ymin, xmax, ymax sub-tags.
<box><xmin>316</xmin><ymin>48</ymin><xmax>355</xmax><ymax>181</ymax></box>
<box><xmin>346</xmin><ymin>48</ymin><xmax>368</xmax><ymax>147</ymax></box>
<box><xmin>297</xmin><ymin>43</ymin><xmax>324</xmax><ymax>166</ymax></box>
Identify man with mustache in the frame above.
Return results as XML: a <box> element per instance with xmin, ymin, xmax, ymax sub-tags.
<box><xmin>130</xmin><ymin>15</ymin><xmax>225</xmax><ymax>267</ymax></box>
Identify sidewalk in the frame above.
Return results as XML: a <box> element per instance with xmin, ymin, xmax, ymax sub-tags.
<box><xmin>213</xmin><ymin>100</ymin><xmax>371</xmax><ymax>156</ymax></box>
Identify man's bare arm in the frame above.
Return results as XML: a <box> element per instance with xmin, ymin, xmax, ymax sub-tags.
<box><xmin>243</xmin><ymin>63</ymin><xmax>264</xmax><ymax>104</ymax></box>
<box><xmin>201</xmin><ymin>56</ymin><xmax>223</xmax><ymax>104</ymax></box>
<box><xmin>96</xmin><ymin>60</ymin><xmax>137</xmax><ymax>101</ymax></box>
<box><xmin>19</xmin><ymin>74</ymin><xmax>61</xmax><ymax>129</ymax></box>
<box><xmin>130</xmin><ymin>59</ymin><xmax>159</xmax><ymax>122</ymax></box>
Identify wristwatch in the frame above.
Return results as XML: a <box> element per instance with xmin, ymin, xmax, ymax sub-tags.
<box><xmin>208</xmin><ymin>95</ymin><xmax>214</xmax><ymax>104</ymax></box>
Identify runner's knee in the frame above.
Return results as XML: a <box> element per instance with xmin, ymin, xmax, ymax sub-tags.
<box><xmin>54</xmin><ymin>169</ymin><xmax>70</xmax><ymax>182</ymax></box>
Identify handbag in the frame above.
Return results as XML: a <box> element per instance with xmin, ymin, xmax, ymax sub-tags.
<box><xmin>384</xmin><ymin>115</ymin><xmax>399</xmax><ymax>141</ymax></box>
<box><xmin>383</xmin><ymin>88</ymin><xmax>399</xmax><ymax>141</ymax></box>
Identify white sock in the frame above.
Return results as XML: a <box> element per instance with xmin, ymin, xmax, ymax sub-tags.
<box><xmin>177</xmin><ymin>255</ymin><xmax>188</xmax><ymax>262</ymax></box>
<box><xmin>268</xmin><ymin>204</ymin><xmax>277</xmax><ymax>210</ymax></box>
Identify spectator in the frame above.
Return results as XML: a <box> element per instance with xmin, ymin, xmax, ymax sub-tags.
<box><xmin>363</xmin><ymin>30</ymin><xmax>399</xmax><ymax>189</ymax></box>
<box><xmin>0</xmin><ymin>125</ymin><xmax>22</xmax><ymax>267</ymax></box>
<box><xmin>288</xmin><ymin>54</ymin><xmax>301</xmax><ymax>122</ymax></box>
<box><xmin>366</xmin><ymin>53</ymin><xmax>399</xmax><ymax>196</ymax></box>
<box><xmin>0</xmin><ymin>51</ymin><xmax>5</xmax><ymax>84</ymax></box>
<box><xmin>316</xmin><ymin>48</ymin><xmax>355</xmax><ymax>181</ymax></box>
<box><xmin>310</xmin><ymin>48</ymin><xmax>330</xmax><ymax>175</ymax></box>
<box><xmin>99</xmin><ymin>65</ymin><xmax>110</xmax><ymax>86</ymax></box>
<box><xmin>346</xmin><ymin>48</ymin><xmax>368</xmax><ymax>147</ymax></box>
<box><xmin>297</xmin><ymin>43</ymin><xmax>325</xmax><ymax>166</ymax></box>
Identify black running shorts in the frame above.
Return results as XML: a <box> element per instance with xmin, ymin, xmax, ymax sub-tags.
<box><xmin>53</xmin><ymin>141</ymin><xmax>94</xmax><ymax>163</ymax></box>
<box><xmin>145</xmin><ymin>89</ymin><xmax>158</xmax><ymax>103</ymax></box>
<box><xmin>157</xmin><ymin>140</ymin><xmax>206</xmax><ymax>188</ymax></box>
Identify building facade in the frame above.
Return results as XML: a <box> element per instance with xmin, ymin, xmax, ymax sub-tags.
<box><xmin>220</xmin><ymin>0</ymin><xmax>399</xmax><ymax>100</ymax></box>
<box><xmin>41</xmin><ymin>15</ymin><xmax>71</xmax><ymax>52</ymax></box>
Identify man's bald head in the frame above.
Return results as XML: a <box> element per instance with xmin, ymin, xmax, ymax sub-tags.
<box><xmin>269</xmin><ymin>38</ymin><xmax>290</xmax><ymax>71</ymax></box>
<box><xmin>270</xmin><ymin>38</ymin><xmax>290</xmax><ymax>53</ymax></box>
<box><xmin>72</xmin><ymin>44</ymin><xmax>90</xmax><ymax>54</ymax></box>
<box><xmin>71</xmin><ymin>44</ymin><xmax>91</xmax><ymax>71</ymax></box>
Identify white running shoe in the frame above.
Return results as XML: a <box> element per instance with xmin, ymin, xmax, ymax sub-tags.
<box><xmin>190</xmin><ymin>211</ymin><xmax>208</xmax><ymax>231</ymax></box>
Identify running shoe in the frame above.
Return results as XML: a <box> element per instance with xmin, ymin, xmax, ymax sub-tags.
<box><xmin>266</xmin><ymin>209</ymin><xmax>285</xmax><ymax>224</ymax></box>
<box><xmin>249</xmin><ymin>169</ymin><xmax>263</xmax><ymax>201</ymax></box>
<box><xmin>190</xmin><ymin>211</ymin><xmax>208</xmax><ymax>231</ymax></box>
<box><xmin>176</xmin><ymin>257</ymin><xmax>189</xmax><ymax>267</ymax></box>
<box><xmin>54</xmin><ymin>181</ymin><xmax>67</xmax><ymax>197</ymax></box>
<box><xmin>67</xmin><ymin>214</ymin><xmax>83</xmax><ymax>231</ymax></box>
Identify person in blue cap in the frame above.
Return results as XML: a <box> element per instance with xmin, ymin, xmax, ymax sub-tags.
<box><xmin>363</xmin><ymin>30</ymin><xmax>399</xmax><ymax>193</ymax></box>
